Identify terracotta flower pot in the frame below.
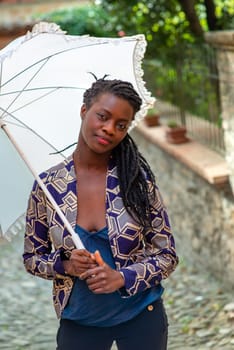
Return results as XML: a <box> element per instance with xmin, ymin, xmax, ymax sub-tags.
<box><xmin>144</xmin><ymin>114</ymin><xmax>160</xmax><ymax>127</ymax></box>
<box><xmin>165</xmin><ymin>125</ymin><xmax>188</xmax><ymax>144</ymax></box>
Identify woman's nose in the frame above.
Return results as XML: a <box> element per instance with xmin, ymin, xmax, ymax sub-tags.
<box><xmin>102</xmin><ymin>120</ymin><xmax>115</xmax><ymax>135</ymax></box>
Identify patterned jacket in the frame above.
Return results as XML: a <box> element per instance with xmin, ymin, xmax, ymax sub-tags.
<box><xmin>23</xmin><ymin>155</ymin><xmax>178</xmax><ymax>318</ymax></box>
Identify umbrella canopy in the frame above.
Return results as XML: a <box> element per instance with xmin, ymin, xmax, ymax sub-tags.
<box><xmin>0</xmin><ymin>22</ymin><xmax>155</xmax><ymax>247</ymax></box>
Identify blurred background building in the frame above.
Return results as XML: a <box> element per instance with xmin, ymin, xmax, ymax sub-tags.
<box><xmin>0</xmin><ymin>0</ymin><xmax>86</xmax><ymax>48</ymax></box>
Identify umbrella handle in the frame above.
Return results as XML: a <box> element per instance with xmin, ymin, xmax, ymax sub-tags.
<box><xmin>0</xmin><ymin>121</ymin><xmax>84</xmax><ymax>249</ymax></box>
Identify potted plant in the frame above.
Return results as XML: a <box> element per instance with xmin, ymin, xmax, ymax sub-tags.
<box><xmin>165</xmin><ymin>120</ymin><xmax>188</xmax><ymax>144</ymax></box>
<box><xmin>144</xmin><ymin>107</ymin><xmax>160</xmax><ymax>127</ymax></box>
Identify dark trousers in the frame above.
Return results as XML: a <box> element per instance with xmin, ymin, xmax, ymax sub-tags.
<box><xmin>56</xmin><ymin>298</ymin><xmax>168</xmax><ymax>350</ymax></box>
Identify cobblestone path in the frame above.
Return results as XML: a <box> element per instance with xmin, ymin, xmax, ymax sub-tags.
<box><xmin>0</xmin><ymin>234</ymin><xmax>233</xmax><ymax>350</ymax></box>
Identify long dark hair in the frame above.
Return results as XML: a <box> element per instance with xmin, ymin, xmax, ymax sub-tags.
<box><xmin>83</xmin><ymin>78</ymin><xmax>156</xmax><ymax>227</ymax></box>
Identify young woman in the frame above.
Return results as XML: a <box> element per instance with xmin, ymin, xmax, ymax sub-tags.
<box><xmin>23</xmin><ymin>79</ymin><xmax>178</xmax><ymax>350</ymax></box>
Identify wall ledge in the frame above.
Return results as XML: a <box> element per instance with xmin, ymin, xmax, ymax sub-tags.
<box><xmin>205</xmin><ymin>30</ymin><xmax>234</xmax><ymax>50</ymax></box>
<box><xmin>135</xmin><ymin>122</ymin><xmax>230</xmax><ymax>186</ymax></box>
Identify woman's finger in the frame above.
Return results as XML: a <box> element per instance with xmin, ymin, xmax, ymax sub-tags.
<box><xmin>79</xmin><ymin>266</ymin><xmax>103</xmax><ymax>280</ymax></box>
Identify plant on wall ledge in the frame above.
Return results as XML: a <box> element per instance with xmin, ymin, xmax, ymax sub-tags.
<box><xmin>144</xmin><ymin>107</ymin><xmax>160</xmax><ymax>127</ymax></box>
<box><xmin>165</xmin><ymin>120</ymin><xmax>189</xmax><ymax>144</ymax></box>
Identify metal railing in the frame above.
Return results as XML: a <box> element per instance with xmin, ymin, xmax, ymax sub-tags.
<box><xmin>144</xmin><ymin>43</ymin><xmax>226</xmax><ymax>155</ymax></box>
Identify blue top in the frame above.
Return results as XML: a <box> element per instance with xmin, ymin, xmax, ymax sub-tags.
<box><xmin>62</xmin><ymin>224</ymin><xmax>163</xmax><ymax>327</ymax></box>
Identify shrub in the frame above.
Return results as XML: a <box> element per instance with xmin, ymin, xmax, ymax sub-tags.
<box><xmin>37</xmin><ymin>5</ymin><xmax>114</xmax><ymax>37</ymax></box>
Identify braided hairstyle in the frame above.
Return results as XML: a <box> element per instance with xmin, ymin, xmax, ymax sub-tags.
<box><xmin>83</xmin><ymin>78</ymin><xmax>156</xmax><ymax>227</ymax></box>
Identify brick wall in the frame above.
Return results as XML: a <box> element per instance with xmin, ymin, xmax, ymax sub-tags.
<box><xmin>0</xmin><ymin>1</ymin><xmax>48</xmax><ymax>3</ymax></box>
<box><xmin>0</xmin><ymin>1</ymin><xmax>81</xmax><ymax>49</ymax></box>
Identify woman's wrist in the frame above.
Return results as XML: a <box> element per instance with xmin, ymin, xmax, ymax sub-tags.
<box><xmin>117</xmin><ymin>271</ymin><xmax>125</xmax><ymax>288</ymax></box>
<box><xmin>62</xmin><ymin>260</ymin><xmax>71</xmax><ymax>275</ymax></box>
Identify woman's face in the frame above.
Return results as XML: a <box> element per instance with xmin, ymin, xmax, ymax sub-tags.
<box><xmin>80</xmin><ymin>93</ymin><xmax>135</xmax><ymax>154</ymax></box>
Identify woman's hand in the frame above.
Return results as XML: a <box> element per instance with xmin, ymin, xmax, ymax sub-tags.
<box><xmin>79</xmin><ymin>263</ymin><xmax>125</xmax><ymax>294</ymax></box>
<box><xmin>63</xmin><ymin>249</ymin><xmax>96</xmax><ymax>277</ymax></box>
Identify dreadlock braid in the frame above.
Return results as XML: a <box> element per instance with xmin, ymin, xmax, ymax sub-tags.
<box><xmin>83</xmin><ymin>78</ymin><xmax>156</xmax><ymax>227</ymax></box>
<box><xmin>113</xmin><ymin>134</ymin><xmax>156</xmax><ymax>228</ymax></box>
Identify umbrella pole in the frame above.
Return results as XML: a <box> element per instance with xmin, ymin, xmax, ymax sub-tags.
<box><xmin>0</xmin><ymin>121</ymin><xmax>84</xmax><ymax>249</ymax></box>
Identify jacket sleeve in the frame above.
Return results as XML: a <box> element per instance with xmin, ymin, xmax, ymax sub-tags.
<box><xmin>23</xmin><ymin>180</ymin><xmax>67</xmax><ymax>280</ymax></box>
<box><xmin>119</xmin><ymin>182</ymin><xmax>179</xmax><ymax>296</ymax></box>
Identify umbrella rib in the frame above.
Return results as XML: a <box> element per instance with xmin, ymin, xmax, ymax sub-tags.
<box><xmin>1</xmin><ymin>42</ymin><xmax>99</xmax><ymax>88</ymax></box>
<box><xmin>0</xmin><ymin>62</ymin><xmax>3</xmax><ymax>93</ymax></box>
<box><xmin>10</xmin><ymin>87</ymin><xmax>59</xmax><ymax>114</ymax></box>
<box><xmin>0</xmin><ymin>106</ymin><xmax>71</xmax><ymax>157</ymax></box>
<box><xmin>1</xmin><ymin>58</ymin><xmax>50</xmax><ymax>119</ymax></box>
<box><xmin>1</xmin><ymin>86</ymin><xmax>84</xmax><ymax>117</ymax></box>
<box><xmin>1</xmin><ymin>38</ymin><xmax>136</xmax><ymax>89</ymax></box>
<box><xmin>0</xmin><ymin>86</ymin><xmax>84</xmax><ymax>97</ymax></box>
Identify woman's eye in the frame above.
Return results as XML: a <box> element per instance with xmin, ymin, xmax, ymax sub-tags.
<box><xmin>117</xmin><ymin>123</ymin><xmax>127</xmax><ymax>131</ymax></box>
<box><xmin>96</xmin><ymin>112</ymin><xmax>106</xmax><ymax>120</ymax></box>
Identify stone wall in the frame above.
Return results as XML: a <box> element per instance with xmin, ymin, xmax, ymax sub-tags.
<box><xmin>131</xmin><ymin>30</ymin><xmax>234</xmax><ymax>291</ymax></box>
<box><xmin>205</xmin><ymin>31</ymin><xmax>234</xmax><ymax>196</ymax></box>
<box><xmin>131</xmin><ymin>128</ymin><xmax>234</xmax><ymax>291</ymax></box>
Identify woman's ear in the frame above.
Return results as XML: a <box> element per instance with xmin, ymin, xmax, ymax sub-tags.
<box><xmin>80</xmin><ymin>104</ymin><xmax>86</xmax><ymax>119</ymax></box>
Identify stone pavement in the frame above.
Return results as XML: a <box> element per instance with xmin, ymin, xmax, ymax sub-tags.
<box><xmin>0</xmin><ymin>233</ymin><xmax>233</xmax><ymax>350</ymax></box>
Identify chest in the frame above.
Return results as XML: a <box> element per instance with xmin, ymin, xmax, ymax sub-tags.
<box><xmin>76</xmin><ymin>169</ymin><xmax>107</xmax><ymax>231</ymax></box>
<box><xmin>78</xmin><ymin>170</ymin><xmax>106</xmax><ymax>197</ymax></box>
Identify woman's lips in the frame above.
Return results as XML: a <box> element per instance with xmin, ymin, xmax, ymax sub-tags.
<box><xmin>97</xmin><ymin>137</ymin><xmax>110</xmax><ymax>145</ymax></box>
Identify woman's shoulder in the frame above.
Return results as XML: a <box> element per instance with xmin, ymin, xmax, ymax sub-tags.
<box><xmin>39</xmin><ymin>155</ymin><xmax>74</xmax><ymax>182</ymax></box>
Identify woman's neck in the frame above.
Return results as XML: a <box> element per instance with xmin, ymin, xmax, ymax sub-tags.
<box><xmin>73</xmin><ymin>147</ymin><xmax>110</xmax><ymax>171</ymax></box>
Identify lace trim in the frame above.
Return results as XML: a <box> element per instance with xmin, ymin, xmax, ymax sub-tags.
<box><xmin>0</xmin><ymin>214</ymin><xmax>25</xmax><ymax>241</ymax></box>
